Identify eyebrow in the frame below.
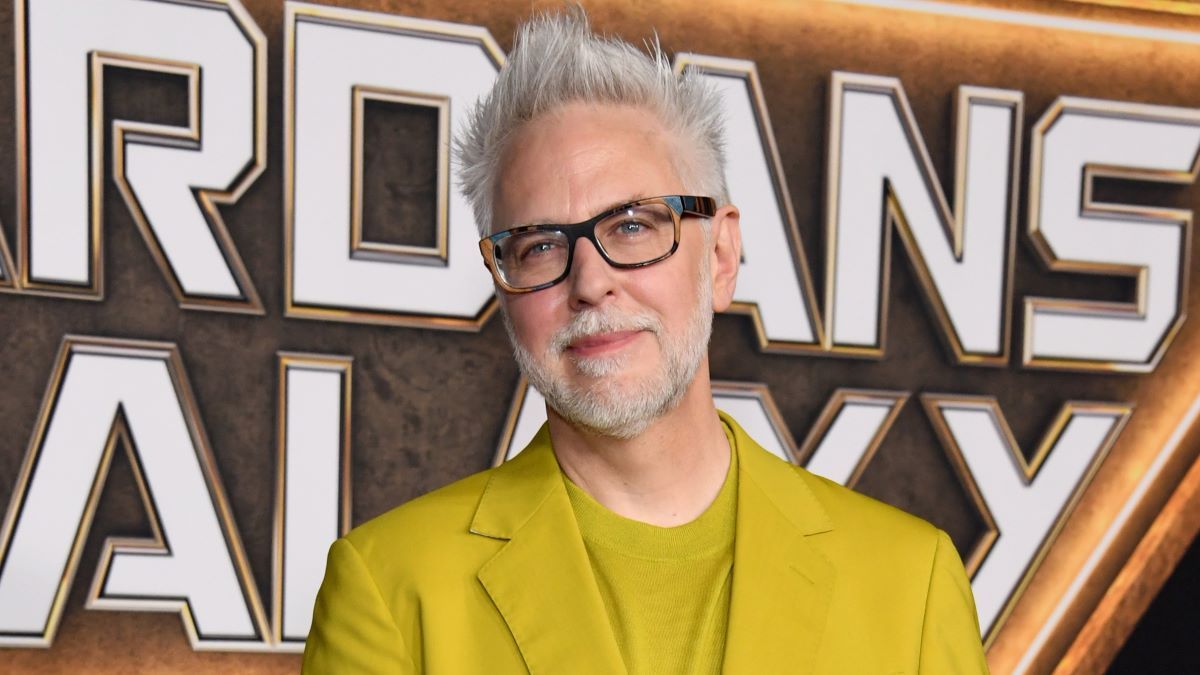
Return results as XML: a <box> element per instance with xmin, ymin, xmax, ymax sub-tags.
<box><xmin>519</xmin><ymin>193</ymin><xmax>652</xmax><ymax>228</ymax></box>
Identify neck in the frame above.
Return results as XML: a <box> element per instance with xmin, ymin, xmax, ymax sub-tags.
<box><xmin>547</xmin><ymin>362</ymin><xmax>731</xmax><ymax>527</ymax></box>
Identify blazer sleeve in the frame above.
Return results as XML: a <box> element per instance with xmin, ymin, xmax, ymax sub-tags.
<box><xmin>302</xmin><ymin>537</ymin><xmax>417</xmax><ymax>674</ymax></box>
<box><xmin>918</xmin><ymin>529</ymin><xmax>991</xmax><ymax>674</ymax></box>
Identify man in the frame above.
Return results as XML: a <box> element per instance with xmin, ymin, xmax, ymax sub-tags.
<box><xmin>303</xmin><ymin>8</ymin><xmax>989</xmax><ymax>674</ymax></box>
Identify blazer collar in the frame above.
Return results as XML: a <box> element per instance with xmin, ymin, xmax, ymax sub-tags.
<box><xmin>470</xmin><ymin>425</ymin><xmax>626</xmax><ymax>674</ymax></box>
<box><xmin>469</xmin><ymin>413</ymin><xmax>837</xmax><ymax>674</ymax></box>
<box><xmin>721</xmin><ymin>411</ymin><xmax>837</xmax><ymax>674</ymax></box>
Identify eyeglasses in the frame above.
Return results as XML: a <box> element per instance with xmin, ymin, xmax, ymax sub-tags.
<box><xmin>479</xmin><ymin>195</ymin><xmax>717</xmax><ymax>293</ymax></box>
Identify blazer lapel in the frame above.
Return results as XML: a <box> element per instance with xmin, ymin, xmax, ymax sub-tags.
<box><xmin>721</xmin><ymin>413</ymin><xmax>837</xmax><ymax>674</ymax></box>
<box><xmin>471</xmin><ymin>426</ymin><xmax>625</xmax><ymax>674</ymax></box>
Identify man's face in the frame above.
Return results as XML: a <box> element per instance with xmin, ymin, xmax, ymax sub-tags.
<box><xmin>491</xmin><ymin>102</ymin><xmax>718</xmax><ymax>438</ymax></box>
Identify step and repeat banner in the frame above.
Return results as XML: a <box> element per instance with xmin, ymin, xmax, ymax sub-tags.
<box><xmin>0</xmin><ymin>0</ymin><xmax>1198</xmax><ymax>672</ymax></box>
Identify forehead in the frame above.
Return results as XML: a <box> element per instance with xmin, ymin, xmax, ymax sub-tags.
<box><xmin>492</xmin><ymin>102</ymin><xmax>687</xmax><ymax>230</ymax></box>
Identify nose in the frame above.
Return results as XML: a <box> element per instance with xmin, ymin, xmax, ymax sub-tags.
<box><xmin>566</xmin><ymin>238</ymin><xmax>617</xmax><ymax>311</ymax></box>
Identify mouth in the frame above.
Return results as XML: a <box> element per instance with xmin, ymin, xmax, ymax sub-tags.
<box><xmin>566</xmin><ymin>330</ymin><xmax>643</xmax><ymax>358</ymax></box>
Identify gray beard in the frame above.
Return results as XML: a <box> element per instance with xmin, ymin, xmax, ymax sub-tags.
<box><xmin>504</xmin><ymin>258</ymin><xmax>714</xmax><ymax>440</ymax></box>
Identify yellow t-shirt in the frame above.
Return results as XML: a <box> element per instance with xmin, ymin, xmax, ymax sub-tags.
<box><xmin>563</xmin><ymin>426</ymin><xmax>738</xmax><ymax>675</ymax></box>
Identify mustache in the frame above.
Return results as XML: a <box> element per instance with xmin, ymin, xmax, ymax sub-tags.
<box><xmin>549</xmin><ymin>307</ymin><xmax>661</xmax><ymax>355</ymax></box>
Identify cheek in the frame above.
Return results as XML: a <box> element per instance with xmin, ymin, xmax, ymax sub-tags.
<box><xmin>628</xmin><ymin>255</ymin><xmax>702</xmax><ymax>318</ymax></box>
<box><xmin>505</xmin><ymin>294</ymin><xmax>561</xmax><ymax>348</ymax></box>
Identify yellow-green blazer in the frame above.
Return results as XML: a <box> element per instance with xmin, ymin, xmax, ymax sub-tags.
<box><xmin>303</xmin><ymin>413</ymin><xmax>989</xmax><ymax>674</ymax></box>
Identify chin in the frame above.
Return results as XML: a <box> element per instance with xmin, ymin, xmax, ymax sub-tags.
<box><xmin>569</xmin><ymin>359</ymin><xmax>658</xmax><ymax>390</ymax></box>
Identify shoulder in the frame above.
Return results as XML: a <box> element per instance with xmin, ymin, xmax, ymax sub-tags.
<box><xmin>340</xmin><ymin>466</ymin><xmax>499</xmax><ymax>578</ymax></box>
<box><xmin>798</xmin><ymin>466</ymin><xmax>940</xmax><ymax>546</ymax></box>
<box><xmin>780</xmin><ymin>462</ymin><xmax>967</xmax><ymax>622</ymax></box>
<box><xmin>724</xmin><ymin>409</ymin><xmax>939</xmax><ymax>553</ymax></box>
<box><xmin>307</xmin><ymin>468</ymin><xmax>508</xmax><ymax>672</ymax></box>
<box><xmin>735</xmin><ymin>427</ymin><xmax>945</xmax><ymax>568</ymax></box>
<box><xmin>773</xmin><ymin>463</ymin><xmax>986</xmax><ymax>668</ymax></box>
<box><xmin>785</xmin><ymin>463</ymin><xmax>950</xmax><ymax>594</ymax></box>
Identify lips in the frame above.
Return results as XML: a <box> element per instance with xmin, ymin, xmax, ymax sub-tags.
<box><xmin>566</xmin><ymin>330</ymin><xmax>642</xmax><ymax>357</ymax></box>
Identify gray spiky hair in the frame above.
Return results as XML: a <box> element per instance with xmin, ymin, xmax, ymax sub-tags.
<box><xmin>456</xmin><ymin>6</ymin><xmax>728</xmax><ymax>235</ymax></box>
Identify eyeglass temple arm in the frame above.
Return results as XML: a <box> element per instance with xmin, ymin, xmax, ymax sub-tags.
<box><xmin>679</xmin><ymin>195</ymin><xmax>717</xmax><ymax>217</ymax></box>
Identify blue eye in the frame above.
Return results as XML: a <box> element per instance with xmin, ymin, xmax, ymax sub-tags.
<box><xmin>518</xmin><ymin>239</ymin><xmax>561</xmax><ymax>261</ymax></box>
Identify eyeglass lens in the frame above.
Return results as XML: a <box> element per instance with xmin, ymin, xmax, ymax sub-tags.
<box><xmin>493</xmin><ymin>202</ymin><xmax>677</xmax><ymax>289</ymax></box>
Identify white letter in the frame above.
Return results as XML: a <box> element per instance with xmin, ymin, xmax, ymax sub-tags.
<box><xmin>1025</xmin><ymin>97</ymin><xmax>1200</xmax><ymax>372</ymax></box>
<box><xmin>17</xmin><ymin>0</ymin><xmax>264</xmax><ymax>311</ymax></box>
<box><xmin>826</xmin><ymin>73</ymin><xmax>1021</xmax><ymax>364</ymax></box>
<box><xmin>921</xmin><ymin>395</ymin><xmax>1130</xmax><ymax>635</ymax></box>
<box><xmin>272</xmin><ymin>353</ymin><xmax>352</xmax><ymax>648</ymax></box>
<box><xmin>799</xmin><ymin>389</ymin><xmax>908</xmax><ymax>486</ymax></box>
<box><xmin>676</xmin><ymin>55</ymin><xmax>824</xmax><ymax>352</ymax></box>
<box><xmin>285</xmin><ymin>2</ymin><xmax>501</xmax><ymax>328</ymax></box>
<box><xmin>0</xmin><ymin>337</ymin><xmax>267</xmax><ymax>649</ymax></box>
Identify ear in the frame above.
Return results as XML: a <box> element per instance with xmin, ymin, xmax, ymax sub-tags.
<box><xmin>708</xmin><ymin>204</ymin><xmax>741</xmax><ymax>312</ymax></box>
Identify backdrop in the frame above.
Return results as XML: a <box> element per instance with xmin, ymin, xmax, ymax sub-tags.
<box><xmin>0</xmin><ymin>0</ymin><xmax>1198</xmax><ymax>672</ymax></box>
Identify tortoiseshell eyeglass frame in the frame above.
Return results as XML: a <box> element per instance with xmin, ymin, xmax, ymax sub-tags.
<box><xmin>478</xmin><ymin>195</ymin><xmax>718</xmax><ymax>294</ymax></box>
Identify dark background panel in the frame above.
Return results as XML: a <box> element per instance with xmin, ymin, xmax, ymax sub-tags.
<box><xmin>1110</xmin><ymin>534</ymin><xmax>1200</xmax><ymax>674</ymax></box>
